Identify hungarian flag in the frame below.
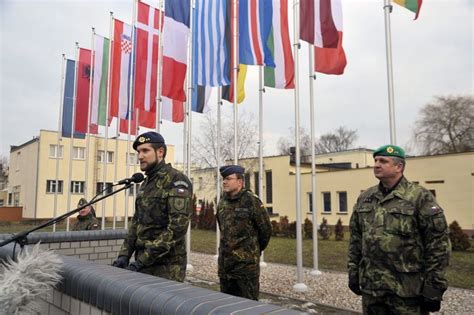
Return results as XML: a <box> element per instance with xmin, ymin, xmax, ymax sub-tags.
<box><xmin>162</xmin><ymin>0</ymin><xmax>190</xmax><ymax>100</ymax></box>
<box><xmin>74</xmin><ymin>48</ymin><xmax>91</xmax><ymax>134</ymax></box>
<box><xmin>134</xmin><ymin>1</ymin><xmax>161</xmax><ymax>112</ymax></box>
<box><xmin>161</xmin><ymin>97</ymin><xmax>185</xmax><ymax>123</ymax></box>
<box><xmin>90</xmin><ymin>34</ymin><xmax>109</xmax><ymax>134</ymax></box>
<box><xmin>314</xmin><ymin>0</ymin><xmax>346</xmax><ymax>75</ymax></box>
<box><xmin>300</xmin><ymin>0</ymin><xmax>339</xmax><ymax>48</ymax></box>
<box><xmin>110</xmin><ymin>19</ymin><xmax>133</xmax><ymax>122</ymax></box>
<box><xmin>393</xmin><ymin>0</ymin><xmax>423</xmax><ymax>20</ymax></box>
<box><xmin>264</xmin><ymin>0</ymin><xmax>294</xmax><ymax>89</ymax></box>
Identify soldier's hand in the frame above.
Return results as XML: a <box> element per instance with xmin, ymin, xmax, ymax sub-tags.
<box><xmin>125</xmin><ymin>261</ymin><xmax>144</xmax><ymax>272</ymax></box>
<box><xmin>421</xmin><ymin>297</ymin><xmax>441</xmax><ymax>312</ymax></box>
<box><xmin>112</xmin><ymin>256</ymin><xmax>129</xmax><ymax>268</ymax></box>
<box><xmin>348</xmin><ymin>276</ymin><xmax>362</xmax><ymax>296</ymax></box>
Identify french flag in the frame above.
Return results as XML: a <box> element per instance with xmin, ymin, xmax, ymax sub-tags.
<box><xmin>162</xmin><ymin>0</ymin><xmax>190</xmax><ymax>102</ymax></box>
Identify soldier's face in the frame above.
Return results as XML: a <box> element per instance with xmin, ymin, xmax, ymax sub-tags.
<box><xmin>137</xmin><ymin>143</ymin><xmax>164</xmax><ymax>172</ymax></box>
<box><xmin>374</xmin><ymin>156</ymin><xmax>402</xmax><ymax>182</ymax></box>
<box><xmin>222</xmin><ymin>174</ymin><xmax>243</xmax><ymax>195</ymax></box>
<box><xmin>79</xmin><ymin>205</ymin><xmax>91</xmax><ymax>216</ymax></box>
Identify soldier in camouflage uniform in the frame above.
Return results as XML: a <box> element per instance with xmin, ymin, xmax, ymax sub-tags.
<box><xmin>348</xmin><ymin>145</ymin><xmax>451</xmax><ymax>314</ymax></box>
<box><xmin>217</xmin><ymin>165</ymin><xmax>272</xmax><ymax>300</ymax></box>
<box><xmin>72</xmin><ymin>198</ymin><xmax>101</xmax><ymax>231</ymax></box>
<box><xmin>112</xmin><ymin>132</ymin><xmax>192</xmax><ymax>282</ymax></box>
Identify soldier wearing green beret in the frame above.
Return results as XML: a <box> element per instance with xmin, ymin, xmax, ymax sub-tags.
<box><xmin>112</xmin><ymin>132</ymin><xmax>192</xmax><ymax>282</ymax></box>
<box><xmin>348</xmin><ymin>145</ymin><xmax>451</xmax><ymax>314</ymax></box>
<box><xmin>217</xmin><ymin>165</ymin><xmax>272</xmax><ymax>300</ymax></box>
<box><xmin>72</xmin><ymin>198</ymin><xmax>101</xmax><ymax>231</ymax></box>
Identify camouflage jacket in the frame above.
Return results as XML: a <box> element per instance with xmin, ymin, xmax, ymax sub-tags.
<box><xmin>118</xmin><ymin>160</ymin><xmax>192</xmax><ymax>266</ymax></box>
<box><xmin>72</xmin><ymin>212</ymin><xmax>101</xmax><ymax>231</ymax></box>
<box><xmin>348</xmin><ymin>177</ymin><xmax>450</xmax><ymax>299</ymax></box>
<box><xmin>217</xmin><ymin>188</ymin><xmax>272</xmax><ymax>279</ymax></box>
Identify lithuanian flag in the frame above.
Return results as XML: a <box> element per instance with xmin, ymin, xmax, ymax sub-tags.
<box><xmin>393</xmin><ymin>0</ymin><xmax>423</xmax><ymax>20</ymax></box>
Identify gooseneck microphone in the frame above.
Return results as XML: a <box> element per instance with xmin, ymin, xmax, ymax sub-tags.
<box><xmin>116</xmin><ymin>173</ymin><xmax>145</xmax><ymax>185</ymax></box>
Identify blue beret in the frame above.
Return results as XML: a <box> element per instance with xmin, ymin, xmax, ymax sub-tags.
<box><xmin>133</xmin><ymin>132</ymin><xmax>165</xmax><ymax>150</ymax></box>
<box><xmin>220</xmin><ymin>165</ymin><xmax>245</xmax><ymax>178</ymax></box>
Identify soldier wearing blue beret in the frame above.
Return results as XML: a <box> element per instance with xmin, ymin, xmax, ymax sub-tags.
<box><xmin>348</xmin><ymin>145</ymin><xmax>450</xmax><ymax>314</ymax></box>
<box><xmin>216</xmin><ymin>164</ymin><xmax>272</xmax><ymax>300</ymax></box>
<box><xmin>113</xmin><ymin>132</ymin><xmax>192</xmax><ymax>282</ymax></box>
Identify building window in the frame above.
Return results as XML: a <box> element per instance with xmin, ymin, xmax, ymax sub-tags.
<box><xmin>308</xmin><ymin>192</ymin><xmax>313</xmax><ymax>212</ymax></box>
<box><xmin>254</xmin><ymin>171</ymin><xmax>259</xmax><ymax>196</ymax></box>
<box><xmin>49</xmin><ymin>145</ymin><xmax>63</xmax><ymax>158</ymax></box>
<box><xmin>0</xmin><ymin>181</ymin><xmax>5</xmax><ymax>190</ymax></box>
<box><xmin>244</xmin><ymin>173</ymin><xmax>250</xmax><ymax>189</ymax></box>
<box><xmin>338</xmin><ymin>191</ymin><xmax>348</xmax><ymax>212</ymax></box>
<box><xmin>267</xmin><ymin>206</ymin><xmax>273</xmax><ymax>215</ymax></box>
<box><xmin>127</xmin><ymin>153</ymin><xmax>139</xmax><ymax>165</ymax></box>
<box><xmin>429</xmin><ymin>189</ymin><xmax>436</xmax><ymax>197</ymax></box>
<box><xmin>265</xmin><ymin>170</ymin><xmax>273</xmax><ymax>203</ymax></box>
<box><xmin>322</xmin><ymin>192</ymin><xmax>331</xmax><ymax>212</ymax></box>
<box><xmin>8</xmin><ymin>193</ymin><xmax>12</xmax><ymax>205</ymax></box>
<box><xmin>128</xmin><ymin>183</ymin><xmax>137</xmax><ymax>195</ymax></box>
<box><xmin>13</xmin><ymin>192</ymin><xmax>20</xmax><ymax>206</ymax></box>
<box><xmin>72</xmin><ymin>146</ymin><xmax>85</xmax><ymax>160</ymax></box>
<box><xmin>0</xmin><ymin>200</ymin><xmax>3</xmax><ymax>207</ymax></box>
<box><xmin>96</xmin><ymin>182</ymin><xmax>113</xmax><ymax>195</ymax></box>
<box><xmin>70</xmin><ymin>181</ymin><xmax>85</xmax><ymax>194</ymax></box>
<box><xmin>46</xmin><ymin>180</ymin><xmax>63</xmax><ymax>193</ymax></box>
<box><xmin>98</xmin><ymin>151</ymin><xmax>114</xmax><ymax>163</ymax></box>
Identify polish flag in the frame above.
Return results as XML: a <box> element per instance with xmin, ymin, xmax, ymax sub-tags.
<box><xmin>161</xmin><ymin>97</ymin><xmax>184</xmax><ymax>123</ymax></box>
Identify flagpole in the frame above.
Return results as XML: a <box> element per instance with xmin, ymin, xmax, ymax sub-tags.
<box><xmin>53</xmin><ymin>54</ymin><xmax>66</xmax><ymax>232</ymax></box>
<box><xmin>232</xmin><ymin>0</ymin><xmax>238</xmax><ymax>164</ymax></box>
<box><xmin>185</xmin><ymin>0</ymin><xmax>195</xmax><ymax>272</ymax></box>
<box><xmin>66</xmin><ymin>42</ymin><xmax>80</xmax><ymax>232</ymax></box>
<box><xmin>84</xmin><ymin>28</ymin><xmax>95</xmax><ymax>207</ymax></box>
<box><xmin>308</xmin><ymin>45</ymin><xmax>321</xmax><ymax>276</ymax></box>
<box><xmin>155</xmin><ymin>0</ymin><xmax>164</xmax><ymax>132</ymax></box>
<box><xmin>215</xmin><ymin>87</ymin><xmax>222</xmax><ymax>261</ymax></box>
<box><xmin>100</xmin><ymin>30</ymin><xmax>110</xmax><ymax>231</ymax></box>
<box><xmin>383</xmin><ymin>0</ymin><xmax>397</xmax><ymax>144</ymax></box>
<box><xmin>292</xmin><ymin>0</ymin><xmax>308</xmax><ymax>292</ymax></box>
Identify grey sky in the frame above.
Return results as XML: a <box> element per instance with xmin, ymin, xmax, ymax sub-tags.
<box><xmin>1</xmin><ymin>0</ymin><xmax>472</xmax><ymax>161</ymax></box>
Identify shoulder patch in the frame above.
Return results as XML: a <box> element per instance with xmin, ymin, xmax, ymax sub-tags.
<box><xmin>173</xmin><ymin>180</ymin><xmax>189</xmax><ymax>189</ymax></box>
<box><xmin>429</xmin><ymin>205</ymin><xmax>442</xmax><ymax>215</ymax></box>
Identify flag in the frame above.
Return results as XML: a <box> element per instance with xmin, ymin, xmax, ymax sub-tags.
<box><xmin>194</xmin><ymin>0</ymin><xmax>230</xmax><ymax>86</ymax></box>
<box><xmin>138</xmin><ymin>108</ymin><xmax>155</xmax><ymax>129</ymax></box>
<box><xmin>222</xmin><ymin>1</ymin><xmax>246</xmax><ymax>103</ymax></box>
<box><xmin>110</xmin><ymin>19</ymin><xmax>133</xmax><ymax>122</ymax></box>
<box><xmin>134</xmin><ymin>1</ymin><xmax>161</xmax><ymax>112</ymax></box>
<box><xmin>162</xmin><ymin>0</ymin><xmax>190</xmax><ymax>101</ymax></box>
<box><xmin>239</xmin><ymin>0</ymin><xmax>275</xmax><ymax>67</ymax></box>
<box><xmin>300</xmin><ymin>0</ymin><xmax>339</xmax><ymax>48</ymax></box>
<box><xmin>161</xmin><ymin>97</ymin><xmax>185</xmax><ymax>122</ymax></box>
<box><xmin>314</xmin><ymin>0</ymin><xmax>346</xmax><ymax>75</ymax></box>
<box><xmin>119</xmin><ymin>116</ymin><xmax>137</xmax><ymax>135</ymax></box>
<box><xmin>264</xmin><ymin>0</ymin><xmax>294</xmax><ymax>89</ymax></box>
<box><xmin>74</xmin><ymin>48</ymin><xmax>91</xmax><ymax>134</ymax></box>
<box><xmin>191</xmin><ymin>85</ymin><xmax>212</xmax><ymax>113</ymax></box>
<box><xmin>61</xmin><ymin>59</ymin><xmax>85</xmax><ymax>139</ymax></box>
<box><xmin>90</xmin><ymin>34</ymin><xmax>110</xmax><ymax>133</ymax></box>
<box><xmin>393</xmin><ymin>0</ymin><xmax>423</xmax><ymax>20</ymax></box>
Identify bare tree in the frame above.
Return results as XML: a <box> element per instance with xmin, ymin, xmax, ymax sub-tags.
<box><xmin>413</xmin><ymin>95</ymin><xmax>474</xmax><ymax>155</ymax></box>
<box><xmin>192</xmin><ymin>110</ymin><xmax>258</xmax><ymax>168</ymax></box>
<box><xmin>277</xmin><ymin>126</ymin><xmax>358</xmax><ymax>155</ymax></box>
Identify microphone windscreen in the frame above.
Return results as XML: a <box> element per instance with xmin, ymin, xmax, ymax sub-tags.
<box><xmin>131</xmin><ymin>173</ymin><xmax>145</xmax><ymax>183</ymax></box>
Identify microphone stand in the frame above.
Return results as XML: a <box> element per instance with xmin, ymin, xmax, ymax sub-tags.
<box><xmin>0</xmin><ymin>183</ymin><xmax>133</xmax><ymax>248</ymax></box>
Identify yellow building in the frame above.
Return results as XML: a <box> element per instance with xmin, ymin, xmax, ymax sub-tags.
<box><xmin>7</xmin><ymin>130</ymin><xmax>174</xmax><ymax>219</ymax></box>
<box><xmin>190</xmin><ymin>149</ymin><xmax>474</xmax><ymax>234</ymax></box>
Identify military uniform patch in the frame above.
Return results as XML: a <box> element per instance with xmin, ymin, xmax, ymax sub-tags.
<box><xmin>173</xmin><ymin>181</ymin><xmax>189</xmax><ymax>189</ymax></box>
<box><xmin>429</xmin><ymin>205</ymin><xmax>442</xmax><ymax>215</ymax></box>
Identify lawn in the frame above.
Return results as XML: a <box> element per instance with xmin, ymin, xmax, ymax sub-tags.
<box><xmin>1</xmin><ymin>223</ymin><xmax>473</xmax><ymax>289</ymax></box>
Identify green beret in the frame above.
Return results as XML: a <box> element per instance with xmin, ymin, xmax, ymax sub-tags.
<box><xmin>373</xmin><ymin>144</ymin><xmax>405</xmax><ymax>159</ymax></box>
<box><xmin>220</xmin><ymin>165</ymin><xmax>245</xmax><ymax>178</ymax></box>
<box><xmin>133</xmin><ymin>131</ymin><xmax>165</xmax><ymax>150</ymax></box>
<box><xmin>77</xmin><ymin>198</ymin><xmax>88</xmax><ymax>207</ymax></box>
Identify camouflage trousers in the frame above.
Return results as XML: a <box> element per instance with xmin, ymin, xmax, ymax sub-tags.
<box><xmin>140</xmin><ymin>262</ymin><xmax>187</xmax><ymax>282</ymax></box>
<box><xmin>362</xmin><ymin>294</ymin><xmax>429</xmax><ymax>315</ymax></box>
<box><xmin>220</xmin><ymin>277</ymin><xmax>259</xmax><ymax>301</ymax></box>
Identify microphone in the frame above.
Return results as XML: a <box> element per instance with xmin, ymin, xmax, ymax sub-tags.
<box><xmin>116</xmin><ymin>173</ymin><xmax>145</xmax><ymax>185</ymax></box>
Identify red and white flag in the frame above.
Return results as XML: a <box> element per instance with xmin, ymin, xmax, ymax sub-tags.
<box><xmin>314</xmin><ymin>0</ymin><xmax>346</xmax><ymax>75</ymax></box>
<box><xmin>300</xmin><ymin>0</ymin><xmax>339</xmax><ymax>48</ymax></box>
<box><xmin>134</xmin><ymin>1</ymin><xmax>162</xmax><ymax>112</ymax></box>
<box><xmin>161</xmin><ymin>97</ymin><xmax>184</xmax><ymax>123</ymax></box>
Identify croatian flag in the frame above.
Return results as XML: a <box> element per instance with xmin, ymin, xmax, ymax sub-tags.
<box><xmin>134</xmin><ymin>1</ymin><xmax>161</xmax><ymax>112</ymax></box>
<box><xmin>162</xmin><ymin>0</ymin><xmax>190</xmax><ymax>101</ymax></box>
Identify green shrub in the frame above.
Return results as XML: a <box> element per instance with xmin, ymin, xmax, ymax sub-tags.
<box><xmin>449</xmin><ymin>221</ymin><xmax>471</xmax><ymax>251</ymax></box>
<box><xmin>319</xmin><ymin>218</ymin><xmax>331</xmax><ymax>240</ymax></box>
<box><xmin>334</xmin><ymin>218</ymin><xmax>344</xmax><ymax>241</ymax></box>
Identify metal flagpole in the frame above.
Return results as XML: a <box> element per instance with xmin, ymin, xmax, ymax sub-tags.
<box><xmin>53</xmin><ymin>54</ymin><xmax>66</xmax><ymax>232</ymax></box>
<box><xmin>156</xmin><ymin>0</ymin><xmax>164</xmax><ymax>132</ymax></box>
<box><xmin>215</xmin><ymin>87</ymin><xmax>222</xmax><ymax>261</ymax></box>
<box><xmin>383</xmin><ymin>0</ymin><xmax>397</xmax><ymax>144</ymax></box>
<box><xmin>84</xmin><ymin>28</ymin><xmax>95</xmax><ymax>206</ymax></box>
<box><xmin>100</xmin><ymin>32</ymin><xmax>110</xmax><ymax>231</ymax></box>
<box><xmin>258</xmin><ymin>66</ymin><xmax>267</xmax><ymax>268</ymax></box>
<box><xmin>185</xmin><ymin>0</ymin><xmax>195</xmax><ymax>272</ymax></box>
<box><xmin>308</xmin><ymin>45</ymin><xmax>321</xmax><ymax>276</ymax></box>
<box><xmin>292</xmin><ymin>0</ymin><xmax>308</xmax><ymax>292</ymax></box>
<box><xmin>232</xmin><ymin>0</ymin><xmax>238</xmax><ymax>164</ymax></box>
<box><xmin>66</xmin><ymin>42</ymin><xmax>80</xmax><ymax>232</ymax></box>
